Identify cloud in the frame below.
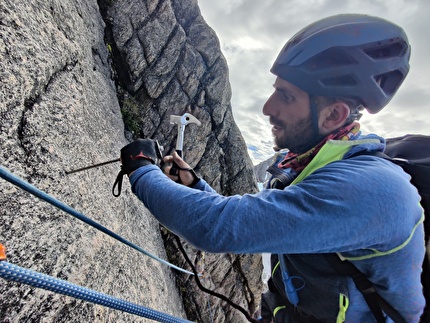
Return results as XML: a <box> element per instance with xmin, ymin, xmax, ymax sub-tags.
<box><xmin>198</xmin><ymin>0</ymin><xmax>430</xmax><ymax>164</ymax></box>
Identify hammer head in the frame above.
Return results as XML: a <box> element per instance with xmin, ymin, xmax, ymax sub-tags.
<box><xmin>170</xmin><ymin>113</ymin><xmax>201</xmax><ymax>127</ymax></box>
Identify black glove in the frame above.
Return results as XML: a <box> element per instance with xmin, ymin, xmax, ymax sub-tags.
<box><xmin>120</xmin><ymin>139</ymin><xmax>163</xmax><ymax>175</ymax></box>
<box><xmin>113</xmin><ymin>139</ymin><xmax>163</xmax><ymax>197</ymax></box>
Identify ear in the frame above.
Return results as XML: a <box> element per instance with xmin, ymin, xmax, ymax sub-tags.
<box><xmin>318</xmin><ymin>102</ymin><xmax>350</xmax><ymax>135</ymax></box>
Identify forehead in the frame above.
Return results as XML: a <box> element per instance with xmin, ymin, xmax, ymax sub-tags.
<box><xmin>274</xmin><ymin>77</ymin><xmax>309</xmax><ymax>98</ymax></box>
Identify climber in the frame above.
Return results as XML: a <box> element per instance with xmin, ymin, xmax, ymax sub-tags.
<box><xmin>119</xmin><ymin>14</ymin><xmax>425</xmax><ymax>322</ymax></box>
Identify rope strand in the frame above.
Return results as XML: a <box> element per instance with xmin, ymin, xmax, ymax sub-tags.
<box><xmin>175</xmin><ymin>236</ymin><xmax>259</xmax><ymax>323</ymax></box>
<box><xmin>0</xmin><ymin>165</ymin><xmax>259</xmax><ymax>322</ymax></box>
<box><xmin>0</xmin><ymin>166</ymin><xmax>194</xmax><ymax>276</ymax></box>
<box><xmin>0</xmin><ymin>260</ymin><xmax>193</xmax><ymax>323</ymax></box>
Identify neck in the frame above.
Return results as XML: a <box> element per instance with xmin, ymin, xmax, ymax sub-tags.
<box><xmin>291</xmin><ymin>134</ymin><xmax>326</xmax><ymax>155</ymax></box>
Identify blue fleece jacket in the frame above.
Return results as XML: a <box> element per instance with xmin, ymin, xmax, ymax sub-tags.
<box><xmin>129</xmin><ymin>136</ymin><xmax>425</xmax><ymax>322</ymax></box>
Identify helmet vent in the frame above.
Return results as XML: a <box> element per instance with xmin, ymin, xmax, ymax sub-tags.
<box><xmin>303</xmin><ymin>48</ymin><xmax>357</xmax><ymax>70</ymax></box>
<box><xmin>320</xmin><ymin>75</ymin><xmax>357</xmax><ymax>87</ymax></box>
<box><xmin>364</xmin><ymin>41</ymin><xmax>406</xmax><ymax>59</ymax></box>
<box><xmin>374</xmin><ymin>70</ymin><xmax>404</xmax><ymax>95</ymax></box>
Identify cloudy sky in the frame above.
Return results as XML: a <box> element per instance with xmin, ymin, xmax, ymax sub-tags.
<box><xmin>197</xmin><ymin>0</ymin><xmax>430</xmax><ymax>164</ymax></box>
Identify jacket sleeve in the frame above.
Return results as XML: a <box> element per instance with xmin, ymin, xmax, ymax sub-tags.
<box><xmin>192</xmin><ymin>176</ymin><xmax>216</xmax><ymax>193</ymax></box>
<box><xmin>128</xmin><ymin>157</ymin><xmax>422</xmax><ymax>254</ymax></box>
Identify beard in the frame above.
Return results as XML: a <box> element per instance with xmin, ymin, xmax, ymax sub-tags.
<box><xmin>270</xmin><ymin>114</ymin><xmax>321</xmax><ymax>154</ymax></box>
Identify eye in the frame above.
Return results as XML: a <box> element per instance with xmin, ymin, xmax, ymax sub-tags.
<box><xmin>282</xmin><ymin>93</ymin><xmax>295</xmax><ymax>103</ymax></box>
<box><xmin>275</xmin><ymin>88</ymin><xmax>295</xmax><ymax>103</ymax></box>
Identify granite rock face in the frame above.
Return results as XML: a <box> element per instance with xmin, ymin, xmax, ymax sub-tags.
<box><xmin>0</xmin><ymin>0</ymin><xmax>261</xmax><ymax>322</ymax></box>
<box><xmin>105</xmin><ymin>0</ymin><xmax>257</xmax><ymax>196</ymax></box>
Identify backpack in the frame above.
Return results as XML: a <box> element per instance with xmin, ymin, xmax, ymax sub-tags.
<box><xmin>337</xmin><ymin>134</ymin><xmax>430</xmax><ymax>322</ymax></box>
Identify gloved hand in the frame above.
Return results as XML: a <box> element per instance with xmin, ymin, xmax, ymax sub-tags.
<box><xmin>163</xmin><ymin>151</ymin><xmax>200</xmax><ymax>187</ymax></box>
<box><xmin>120</xmin><ymin>138</ymin><xmax>163</xmax><ymax>176</ymax></box>
<box><xmin>112</xmin><ymin>139</ymin><xmax>163</xmax><ymax>197</ymax></box>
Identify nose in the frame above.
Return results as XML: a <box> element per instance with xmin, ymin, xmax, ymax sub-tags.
<box><xmin>262</xmin><ymin>92</ymin><xmax>277</xmax><ymax>117</ymax></box>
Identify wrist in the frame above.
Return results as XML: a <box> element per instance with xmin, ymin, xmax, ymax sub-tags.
<box><xmin>187</xmin><ymin>168</ymin><xmax>201</xmax><ymax>187</ymax></box>
<box><xmin>122</xmin><ymin>158</ymin><xmax>153</xmax><ymax>177</ymax></box>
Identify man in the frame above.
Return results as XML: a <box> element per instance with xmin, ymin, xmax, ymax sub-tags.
<box><xmin>119</xmin><ymin>14</ymin><xmax>425</xmax><ymax>322</ymax></box>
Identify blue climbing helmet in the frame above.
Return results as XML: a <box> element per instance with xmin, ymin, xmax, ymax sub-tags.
<box><xmin>271</xmin><ymin>14</ymin><xmax>411</xmax><ymax>113</ymax></box>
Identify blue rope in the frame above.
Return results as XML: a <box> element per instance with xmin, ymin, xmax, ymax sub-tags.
<box><xmin>0</xmin><ymin>165</ymin><xmax>194</xmax><ymax>276</ymax></box>
<box><xmin>0</xmin><ymin>261</ymin><xmax>193</xmax><ymax>323</ymax></box>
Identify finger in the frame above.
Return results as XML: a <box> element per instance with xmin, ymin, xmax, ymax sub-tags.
<box><xmin>162</xmin><ymin>161</ymin><xmax>173</xmax><ymax>174</ymax></box>
<box><xmin>172</xmin><ymin>151</ymin><xmax>191</xmax><ymax>168</ymax></box>
<box><xmin>162</xmin><ymin>162</ymin><xmax>179</xmax><ymax>180</ymax></box>
<box><xmin>163</xmin><ymin>155</ymin><xmax>173</xmax><ymax>163</ymax></box>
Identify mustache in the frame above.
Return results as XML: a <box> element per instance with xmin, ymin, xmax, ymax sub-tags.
<box><xmin>270</xmin><ymin>116</ymin><xmax>285</xmax><ymax>128</ymax></box>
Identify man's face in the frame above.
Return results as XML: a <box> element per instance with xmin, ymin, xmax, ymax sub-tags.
<box><xmin>262</xmin><ymin>77</ymin><xmax>314</xmax><ymax>153</ymax></box>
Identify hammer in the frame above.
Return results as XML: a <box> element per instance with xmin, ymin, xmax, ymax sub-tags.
<box><xmin>169</xmin><ymin>113</ymin><xmax>201</xmax><ymax>175</ymax></box>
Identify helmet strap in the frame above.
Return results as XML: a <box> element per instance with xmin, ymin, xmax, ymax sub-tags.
<box><xmin>293</xmin><ymin>96</ymin><xmax>325</xmax><ymax>154</ymax></box>
<box><xmin>309</xmin><ymin>96</ymin><xmax>320</xmax><ymax>137</ymax></box>
<box><xmin>308</xmin><ymin>96</ymin><xmax>326</xmax><ymax>148</ymax></box>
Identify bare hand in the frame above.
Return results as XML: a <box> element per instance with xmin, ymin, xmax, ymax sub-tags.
<box><xmin>163</xmin><ymin>152</ymin><xmax>199</xmax><ymax>186</ymax></box>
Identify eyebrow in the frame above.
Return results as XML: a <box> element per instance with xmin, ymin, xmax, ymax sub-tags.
<box><xmin>273</xmin><ymin>84</ymin><xmax>294</xmax><ymax>96</ymax></box>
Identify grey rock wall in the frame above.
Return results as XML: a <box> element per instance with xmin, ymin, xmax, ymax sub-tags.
<box><xmin>106</xmin><ymin>0</ymin><xmax>257</xmax><ymax>196</ymax></box>
<box><xmin>1</xmin><ymin>0</ymin><xmax>262</xmax><ymax>322</ymax></box>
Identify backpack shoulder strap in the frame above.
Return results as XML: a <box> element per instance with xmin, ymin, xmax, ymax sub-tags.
<box><xmin>347</xmin><ymin>149</ymin><xmax>392</xmax><ymax>161</ymax></box>
<box><xmin>332</xmin><ymin>150</ymin><xmax>409</xmax><ymax>322</ymax></box>
<box><xmin>325</xmin><ymin>254</ymin><xmax>406</xmax><ymax>323</ymax></box>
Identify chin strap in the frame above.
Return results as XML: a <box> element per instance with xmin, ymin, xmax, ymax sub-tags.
<box><xmin>309</xmin><ymin>96</ymin><xmax>320</xmax><ymax>138</ymax></box>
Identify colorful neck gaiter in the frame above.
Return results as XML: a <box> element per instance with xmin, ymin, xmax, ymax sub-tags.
<box><xmin>278</xmin><ymin>122</ymin><xmax>361</xmax><ymax>172</ymax></box>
